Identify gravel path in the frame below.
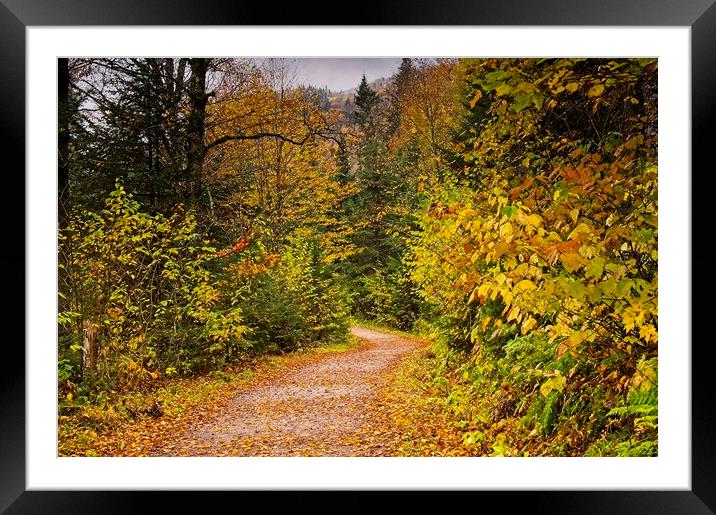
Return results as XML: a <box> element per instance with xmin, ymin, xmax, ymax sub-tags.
<box><xmin>154</xmin><ymin>327</ymin><xmax>422</xmax><ymax>456</ymax></box>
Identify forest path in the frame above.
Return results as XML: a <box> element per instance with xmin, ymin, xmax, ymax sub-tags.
<box><xmin>151</xmin><ymin>326</ymin><xmax>423</xmax><ymax>456</ymax></box>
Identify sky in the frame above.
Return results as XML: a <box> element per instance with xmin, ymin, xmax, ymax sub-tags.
<box><xmin>285</xmin><ymin>58</ymin><xmax>403</xmax><ymax>92</ymax></box>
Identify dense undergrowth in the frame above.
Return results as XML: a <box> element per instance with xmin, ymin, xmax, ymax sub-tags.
<box><xmin>383</xmin><ymin>334</ymin><xmax>656</xmax><ymax>457</ymax></box>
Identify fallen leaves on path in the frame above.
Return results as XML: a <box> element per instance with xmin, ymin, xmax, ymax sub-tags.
<box><xmin>59</xmin><ymin>328</ymin><xmax>438</xmax><ymax>457</ymax></box>
<box><xmin>59</xmin><ymin>339</ymin><xmax>360</xmax><ymax>457</ymax></box>
<box><xmin>150</xmin><ymin>327</ymin><xmax>421</xmax><ymax>456</ymax></box>
<box><xmin>372</xmin><ymin>346</ymin><xmax>474</xmax><ymax>456</ymax></box>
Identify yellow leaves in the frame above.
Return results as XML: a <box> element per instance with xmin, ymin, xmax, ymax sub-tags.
<box><xmin>631</xmin><ymin>359</ymin><xmax>657</xmax><ymax>392</ymax></box>
<box><xmin>467</xmin><ymin>219</ymin><xmax>483</xmax><ymax>233</ymax></box>
<box><xmin>568</xmin><ymin>331</ymin><xmax>587</xmax><ymax>347</ymax></box>
<box><xmin>504</xmin><ymin>255</ymin><xmax>518</xmax><ymax>271</ymax></box>
<box><xmin>556</xmin><ymin>330</ymin><xmax>587</xmax><ymax>358</ymax></box>
<box><xmin>495</xmin><ymin>84</ymin><xmax>512</xmax><ymax>97</ymax></box>
<box><xmin>490</xmin><ymin>241</ymin><xmax>511</xmax><ymax>262</ymax></box>
<box><xmin>516</xmin><ymin>210</ymin><xmax>542</xmax><ymax>233</ymax></box>
<box><xmin>469</xmin><ymin>282</ymin><xmax>492</xmax><ymax>304</ymax></box>
<box><xmin>479</xmin><ymin>282</ymin><xmax>491</xmax><ymax>300</ymax></box>
<box><xmin>401</xmin><ymin>58</ymin><xmax>659</xmax><ymax>455</ymax></box>
<box><xmin>587</xmin><ymin>83</ymin><xmax>605</xmax><ymax>97</ymax></box>
<box><xmin>567</xmin><ymin>222</ymin><xmax>593</xmax><ymax>240</ymax></box>
<box><xmin>445</xmin><ymin>223</ymin><xmax>459</xmax><ymax>237</ymax></box>
<box><xmin>521</xmin><ymin>316</ymin><xmax>537</xmax><ymax>334</ymax></box>
<box><xmin>560</xmin><ymin>252</ymin><xmax>585</xmax><ymax>273</ymax></box>
<box><xmin>515</xmin><ymin>279</ymin><xmax>536</xmax><ymax>292</ymax></box>
<box><xmin>639</xmin><ymin>323</ymin><xmax>658</xmax><ymax>344</ymax></box>
<box><xmin>619</xmin><ymin>305</ymin><xmax>656</xmax><ymax>343</ymax></box>
<box><xmin>501</xmin><ymin>288</ymin><xmax>514</xmax><ymax>308</ymax></box>
<box><xmin>469</xmin><ymin>90</ymin><xmax>483</xmax><ymax>108</ymax></box>
<box><xmin>585</xmin><ymin>256</ymin><xmax>606</xmax><ymax>280</ymax></box>
<box><xmin>621</xmin><ymin>305</ymin><xmax>643</xmax><ymax>332</ymax></box>
<box><xmin>540</xmin><ymin>374</ymin><xmax>566</xmax><ymax>397</ymax></box>
<box><xmin>526</xmin><ymin>214</ymin><xmax>542</xmax><ymax>228</ymax></box>
<box><xmin>499</xmin><ymin>222</ymin><xmax>514</xmax><ymax>240</ymax></box>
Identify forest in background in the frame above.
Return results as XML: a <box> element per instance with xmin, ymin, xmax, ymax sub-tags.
<box><xmin>58</xmin><ymin>57</ymin><xmax>658</xmax><ymax>456</ymax></box>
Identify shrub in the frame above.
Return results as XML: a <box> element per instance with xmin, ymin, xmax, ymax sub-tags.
<box><xmin>58</xmin><ymin>181</ymin><xmax>248</xmax><ymax>394</ymax></box>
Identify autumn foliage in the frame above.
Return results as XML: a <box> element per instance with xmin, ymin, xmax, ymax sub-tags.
<box><xmin>58</xmin><ymin>57</ymin><xmax>658</xmax><ymax>457</ymax></box>
<box><xmin>407</xmin><ymin>58</ymin><xmax>658</xmax><ymax>455</ymax></box>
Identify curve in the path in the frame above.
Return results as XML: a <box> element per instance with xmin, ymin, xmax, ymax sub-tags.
<box><xmin>155</xmin><ymin>326</ymin><xmax>421</xmax><ymax>456</ymax></box>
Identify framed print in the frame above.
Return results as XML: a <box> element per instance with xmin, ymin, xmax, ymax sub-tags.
<box><xmin>5</xmin><ymin>0</ymin><xmax>715</xmax><ymax>512</ymax></box>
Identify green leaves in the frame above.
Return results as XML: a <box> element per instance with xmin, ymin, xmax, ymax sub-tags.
<box><xmin>585</xmin><ymin>256</ymin><xmax>606</xmax><ymax>280</ymax></box>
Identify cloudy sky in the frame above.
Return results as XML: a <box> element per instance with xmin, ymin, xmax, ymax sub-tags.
<box><xmin>262</xmin><ymin>58</ymin><xmax>403</xmax><ymax>92</ymax></box>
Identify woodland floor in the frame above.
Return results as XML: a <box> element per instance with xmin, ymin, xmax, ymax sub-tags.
<box><xmin>147</xmin><ymin>327</ymin><xmax>424</xmax><ymax>456</ymax></box>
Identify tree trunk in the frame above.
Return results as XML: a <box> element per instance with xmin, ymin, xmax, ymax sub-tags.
<box><xmin>82</xmin><ymin>320</ymin><xmax>99</xmax><ymax>376</ymax></box>
<box><xmin>185</xmin><ymin>58</ymin><xmax>210</xmax><ymax>208</ymax></box>
<box><xmin>58</xmin><ymin>58</ymin><xmax>70</xmax><ymax>229</ymax></box>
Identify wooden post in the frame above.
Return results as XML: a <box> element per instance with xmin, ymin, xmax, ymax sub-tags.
<box><xmin>82</xmin><ymin>320</ymin><xmax>99</xmax><ymax>374</ymax></box>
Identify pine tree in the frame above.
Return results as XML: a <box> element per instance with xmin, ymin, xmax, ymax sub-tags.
<box><xmin>353</xmin><ymin>74</ymin><xmax>379</xmax><ymax>129</ymax></box>
<box><xmin>394</xmin><ymin>58</ymin><xmax>414</xmax><ymax>98</ymax></box>
<box><xmin>387</xmin><ymin>58</ymin><xmax>415</xmax><ymax>137</ymax></box>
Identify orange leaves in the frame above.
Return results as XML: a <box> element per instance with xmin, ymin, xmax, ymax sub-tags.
<box><xmin>264</xmin><ymin>253</ymin><xmax>281</xmax><ymax>268</ymax></box>
<box><xmin>553</xmin><ymin>239</ymin><xmax>579</xmax><ymax>254</ymax></box>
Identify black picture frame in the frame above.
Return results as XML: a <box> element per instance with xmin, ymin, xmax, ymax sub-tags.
<box><xmin>4</xmin><ymin>1</ymin><xmax>714</xmax><ymax>512</ymax></box>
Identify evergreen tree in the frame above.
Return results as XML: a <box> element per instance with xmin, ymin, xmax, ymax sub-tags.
<box><xmin>394</xmin><ymin>58</ymin><xmax>414</xmax><ymax>99</ymax></box>
<box><xmin>353</xmin><ymin>74</ymin><xmax>379</xmax><ymax>129</ymax></box>
<box><xmin>387</xmin><ymin>58</ymin><xmax>415</xmax><ymax>138</ymax></box>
